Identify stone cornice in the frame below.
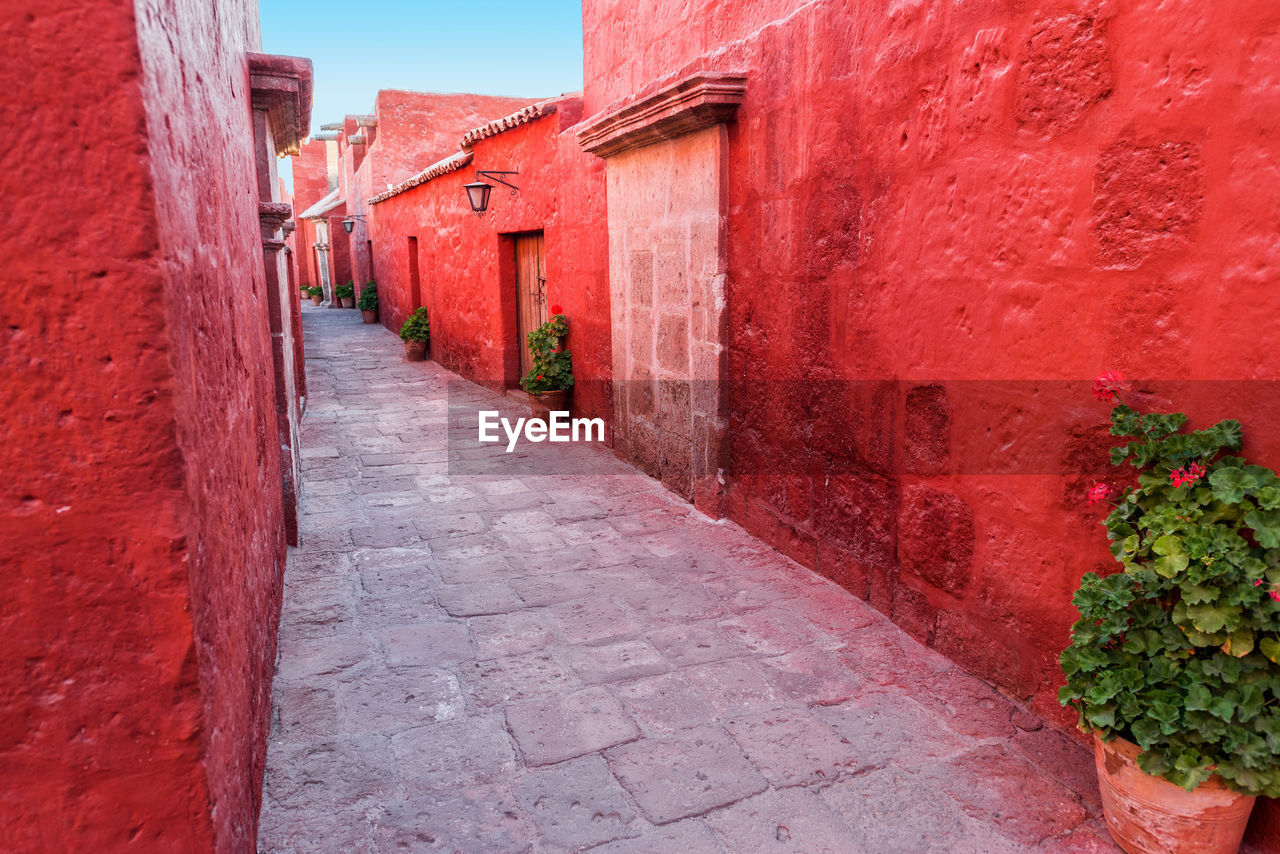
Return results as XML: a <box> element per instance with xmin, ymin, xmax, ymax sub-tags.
<box><xmin>258</xmin><ymin>201</ymin><xmax>293</xmax><ymax>227</ymax></box>
<box><xmin>247</xmin><ymin>53</ymin><xmax>314</xmax><ymax>157</ymax></box>
<box><xmin>578</xmin><ymin>72</ymin><xmax>747</xmax><ymax>158</ymax></box>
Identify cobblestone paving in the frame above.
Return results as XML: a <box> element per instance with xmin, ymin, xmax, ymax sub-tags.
<box><xmin>259</xmin><ymin>304</ymin><xmax>1120</xmax><ymax>853</ymax></box>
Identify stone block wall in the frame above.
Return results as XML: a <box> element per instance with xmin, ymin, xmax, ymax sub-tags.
<box><xmin>604</xmin><ymin>126</ymin><xmax>729</xmax><ymax>510</ymax></box>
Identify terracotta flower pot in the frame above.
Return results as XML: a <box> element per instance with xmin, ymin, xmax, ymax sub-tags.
<box><xmin>310</xmin><ymin>295</ymin><xmax>323</xmax><ymax>305</ymax></box>
<box><xmin>361</xmin><ymin>309</ymin><xmax>377</xmax><ymax>324</ymax></box>
<box><xmin>529</xmin><ymin>389</ymin><xmax>569</xmax><ymax>424</ymax></box>
<box><xmin>404</xmin><ymin>339</ymin><xmax>427</xmax><ymax>361</ymax></box>
<box><xmin>340</xmin><ymin>297</ymin><xmax>355</xmax><ymax>308</ymax></box>
<box><xmin>1093</xmin><ymin>734</ymin><xmax>1255</xmax><ymax>854</ymax></box>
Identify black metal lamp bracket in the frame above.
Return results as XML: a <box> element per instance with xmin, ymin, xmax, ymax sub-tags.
<box><xmin>476</xmin><ymin>170</ymin><xmax>520</xmax><ymax>194</ymax></box>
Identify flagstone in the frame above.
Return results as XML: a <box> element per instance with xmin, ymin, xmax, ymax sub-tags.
<box><xmin>259</xmin><ymin>309</ymin><xmax>1117</xmax><ymax>853</ymax></box>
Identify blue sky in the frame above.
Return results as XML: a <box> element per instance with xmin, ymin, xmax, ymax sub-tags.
<box><xmin>260</xmin><ymin>0</ymin><xmax>585</xmax><ymax>155</ymax></box>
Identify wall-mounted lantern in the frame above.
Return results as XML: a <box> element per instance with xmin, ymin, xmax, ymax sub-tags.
<box><xmin>462</xmin><ymin>170</ymin><xmax>519</xmax><ymax>216</ymax></box>
<box><xmin>337</xmin><ymin>215</ymin><xmax>368</xmax><ymax>235</ymax></box>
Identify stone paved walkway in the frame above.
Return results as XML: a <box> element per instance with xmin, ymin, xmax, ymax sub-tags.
<box><xmin>259</xmin><ymin>304</ymin><xmax>1120</xmax><ymax>853</ymax></box>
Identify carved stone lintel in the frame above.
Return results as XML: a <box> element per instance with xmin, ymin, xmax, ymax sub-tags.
<box><xmin>579</xmin><ymin>72</ymin><xmax>747</xmax><ymax>159</ymax></box>
<box><xmin>248</xmin><ymin>53</ymin><xmax>314</xmax><ymax>156</ymax></box>
<box><xmin>263</xmin><ymin>238</ymin><xmax>286</xmax><ymax>251</ymax></box>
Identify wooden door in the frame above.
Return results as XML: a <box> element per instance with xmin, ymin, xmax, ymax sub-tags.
<box><xmin>514</xmin><ymin>232</ymin><xmax>547</xmax><ymax>378</ymax></box>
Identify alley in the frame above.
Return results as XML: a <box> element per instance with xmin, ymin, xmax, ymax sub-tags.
<box><xmin>258</xmin><ymin>305</ymin><xmax>1116</xmax><ymax>853</ymax></box>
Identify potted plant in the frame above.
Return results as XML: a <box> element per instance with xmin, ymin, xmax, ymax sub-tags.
<box><xmin>307</xmin><ymin>285</ymin><xmax>323</xmax><ymax>305</ymax></box>
<box><xmin>334</xmin><ymin>281</ymin><xmax>355</xmax><ymax>308</ymax></box>
<box><xmin>358</xmin><ymin>281</ymin><xmax>378</xmax><ymax>324</ymax></box>
<box><xmin>398</xmin><ymin>307</ymin><xmax>429</xmax><ymax>361</ymax></box>
<box><xmin>1060</xmin><ymin>372</ymin><xmax>1280</xmax><ymax>853</ymax></box>
<box><xmin>298</xmin><ymin>286</ymin><xmax>309</xmax><ymax>304</ymax></box>
<box><xmin>519</xmin><ymin>306</ymin><xmax>573</xmax><ymax>421</ymax></box>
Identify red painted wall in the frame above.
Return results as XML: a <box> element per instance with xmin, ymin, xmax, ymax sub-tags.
<box><xmin>346</xmin><ymin>92</ymin><xmax>538</xmax><ymax>297</ymax></box>
<box><xmin>291</xmin><ymin>141</ymin><xmax>329</xmax><ymax>293</ymax></box>
<box><xmin>1</xmin><ymin>0</ymin><xmax>294</xmax><ymax>849</ymax></box>
<box><xmin>368</xmin><ymin>98</ymin><xmax>612</xmax><ymax>426</ymax></box>
<box><xmin>582</xmin><ymin>0</ymin><xmax>1280</xmax><ymax>843</ymax></box>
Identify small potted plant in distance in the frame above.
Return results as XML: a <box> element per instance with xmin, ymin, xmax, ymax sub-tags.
<box><xmin>398</xmin><ymin>307</ymin><xmax>429</xmax><ymax>361</ymax></box>
<box><xmin>520</xmin><ymin>305</ymin><xmax>573</xmax><ymax>422</ymax></box>
<box><xmin>1060</xmin><ymin>372</ymin><xmax>1280</xmax><ymax>853</ymax></box>
<box><xmin>298</xmin><ymin>286</ymin><xmax>308</xmax><ymax>304</ymax></box>
<box><xmin>308</xmin><ymin>285</ymin><xmax>323</xmax><ymax>305</ymax></box>
<box><xmin>357</xmin><ymin>280</ymin><xmax>378</xmax><ymax>324</ymax></box>
<box><xmin>334</xmin><ymin>281</ymin><xmax>355</xmax><ymax>308</ymax></box>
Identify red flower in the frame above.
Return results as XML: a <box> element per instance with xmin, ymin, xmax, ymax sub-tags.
<box><xmin>536</xmin><ymin>374</ymin><xmax>544</xmax><ymax>381</ymax></box>
<box><xmin>550</xmin><ymin>304</ymin><xmax>563</xmax><ymax>316</ymax></box>
<box><xmin>1092</xmin><ymin>371</ymin><xmax>1132</xmax><ymax>401</ymax></box>
<box><xmin>1270</xmin><ymin>590</ymin><xmax>1279</xmax><ymax>603</ymax></box>
<box><xmin>1256</xmin><ymin>579</ymin><xmax>1265</xmax><ymax>587</ymax></box>
<box><xmin>1170</xmin><ymin>462</ymin><xmax>1206</xmax><ymax>488</ymax></box>
<box><xmin>1087</xmin><ymin>483</ymin><xmax>1111</xmax><ymax>505</ymax></box>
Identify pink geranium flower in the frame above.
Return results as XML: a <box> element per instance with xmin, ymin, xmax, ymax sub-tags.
<box><xmin>1092</xmin><ymin>371</ymin><xmax>1132</xmax><ymax>401</ymax></box>
<box><xmin>1087</xmin><ymin>483</ymin><xmax>1111</xmax><ymax>505</ymax></box>
<box><xmin>1170</xmin><ymin>462</ymin><xmax>1206</xmax><ymax>488</ymax></box>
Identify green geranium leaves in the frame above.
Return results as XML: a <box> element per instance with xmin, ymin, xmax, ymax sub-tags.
<box><xmin>1152</xmin><ymin>535</ymin><xmax>1189</xmax><ymax>578</ymax></box>
<box><xmin>1246</xmin><ymin>510</ymin><xmax>1280</xmax><ymax>549</ymax></box>
<box><xmin>1061</xmin><ymin>399</ymin><xmax>1280</xmax><ymax>797</ymax></box>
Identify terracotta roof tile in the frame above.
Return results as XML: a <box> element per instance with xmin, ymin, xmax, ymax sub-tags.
<box><xmin>460</xmin><ymin>102</ymin><xmax>556</xmax><ymax>148</ymax></box>
<box><xmin>368</xmin><ymin>150</ymin><xmax>474</xmax><ymax>205</ymax></box>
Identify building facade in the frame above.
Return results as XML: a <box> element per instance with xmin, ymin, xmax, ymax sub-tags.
<box><xmin>1</xmin><ymin>0</ymin><xmax>312</xmax><ymax>848</ymax></box>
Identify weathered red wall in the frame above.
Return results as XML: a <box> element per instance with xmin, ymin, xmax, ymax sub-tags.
<box><xmin>293</xmin><ymin>140</ymin><xmax>330</xmax><ymax>214</ymax></box>
<box><xmin>291</xmin><ymin>141</ymin><xmax>331</xmax><ymax>293</ymax></box>
<box><xmin>368</xmin><ymin>99</ymin><xmax>613</xmax><ymax>426</ymax></box>
<box><xmin>326</xmin><ymin>213</ymin><xmax>353</xmax><ymax>290</ymax></box>
<box><xmin>346</xmin><ymin>92</ymin><xmax>538</xmax><ymax>297</ymax></box>
<box><xmin>583</xmin><ymin>0</ymin><xmax>1280</xmax><ymax>843</ymax></box>
<box><xmin>1</xmin><ymin>0</ymin><xmax>292</xmax><ymax>849</ymax></box>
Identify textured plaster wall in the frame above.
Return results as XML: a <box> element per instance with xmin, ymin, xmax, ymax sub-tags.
<box><xmin>291</xmin><ymin>141</ymin><xmax>329</xmax><ymax>293</ymax></box>
<box><xmin>0</xmin><ymin>2</ymin><xmax>214</xmax><ymax>847</ymax></box>
<box><xmin>133</xmin><ymin>0</ymin><xmax>288</xmax><ymax>847</ymax></box>
<box><xmin>368</xmin><ymin>103</ymin><xmax>613</xmax><ymax>427</ymax></box>
<box><xmin>0</xmin><ymin>0</ymin><xmax>288</xmax><ymax>849</ymax></box>
<box><xmin>583</xmin><ymin>0</ymin><xmax>1280</xmax><ymax>843</ymax></box>
<box><xmin>347</xmin><ymin>92</ymin><xmax>539</xmax><ymax>299</ymax></box>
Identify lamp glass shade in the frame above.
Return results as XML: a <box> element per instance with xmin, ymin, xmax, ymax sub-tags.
<box><xmin>463</xmin><ymin>181</ymin><xmax>493</xmax><ymax>214</ymax></box>
<box><xmin>341</xmin><ymin>218</ymin><xmax>355</xmax><ymax>233</ymax></box>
